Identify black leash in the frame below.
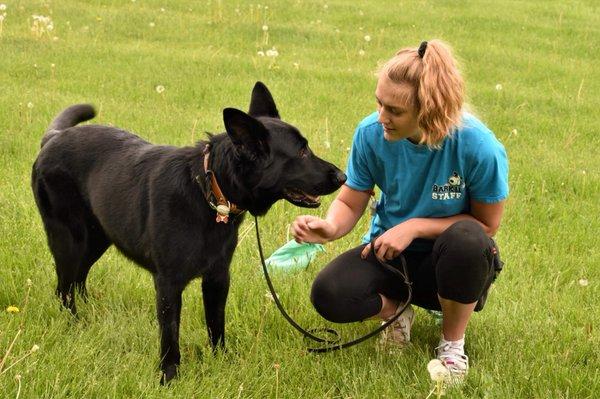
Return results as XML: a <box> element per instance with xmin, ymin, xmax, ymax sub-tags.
<box><xmin>254</xmin><ymin>216</ymin><xmax>413</xmax><ymax>353</ymax></box>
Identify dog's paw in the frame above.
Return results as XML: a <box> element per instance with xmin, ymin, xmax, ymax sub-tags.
<box><xmin>160</xmin><ymin>364</ymin><xmax>179</xmax><ymax>385</ymax></box>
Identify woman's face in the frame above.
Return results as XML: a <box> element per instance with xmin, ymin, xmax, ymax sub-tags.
<box><xmin>375</xmin><ymin>75</ymin><xmax>421</xmax><ymax>142</ymax></box>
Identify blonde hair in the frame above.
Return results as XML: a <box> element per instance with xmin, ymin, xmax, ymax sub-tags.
<box><xmin>379</xmin><ymin>39</ymin><xmax>464</xmax><ymax>148</ymax></box>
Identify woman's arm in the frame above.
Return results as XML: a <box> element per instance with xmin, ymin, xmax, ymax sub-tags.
<box><xmin>411</xmin><ymin>200</ymin><xmax>505</xmax><ymax>238</ymax></box>
<box><xmin>363</xmin><ymin>199</ymin><xmax>505</xmax><ymax>260</ymax></box>
<box><xmin>291</xmin><ymin>185</ymin><xmax>372</xmax><ymax>244</ymax></box>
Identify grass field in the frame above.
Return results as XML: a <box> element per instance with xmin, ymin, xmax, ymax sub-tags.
<box><xmin>1</xmin><ymin>0</ymin><xmax>599</xmax><ymax>397</ymax></box>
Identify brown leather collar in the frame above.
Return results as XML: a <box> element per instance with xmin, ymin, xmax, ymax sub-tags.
<box><xmin>200</xmin><ymin>145</ymin><xmax>245</xmax><ymax>223</ymax></box>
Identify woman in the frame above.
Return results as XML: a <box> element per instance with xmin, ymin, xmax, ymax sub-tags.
<box><xmin>291</xmin><ymin>40</ymin><xmax>508</xmax><ymax>378</ymax></box>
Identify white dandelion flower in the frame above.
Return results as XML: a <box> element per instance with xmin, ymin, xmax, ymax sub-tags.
<box><xmin>495</xmin><ymin>83</ymin><xmax>503</xmax><ymax>91</ymax></box>
<box><xmin>155</xmin><ymin>85</ymin><xmax>165</xmax><ymax>94</ymax></box>
<box><xmin>578</xmin><ymin>278</ymin><xmax>588</xmax><ymax>287</ymax></box>
<box><xmin>364</xmin><ymin>35</ymin><xmax>371</xmax><ymax>42</ymax></box>
<box><xmin>266</xmin><ymin>47</ymin><xmax>278</xmax><ymax>57</ymax></box>
<box><xmin>257</xmin><ymin>50</ymin><xmax>265</xmax><ymax>57</ymax></box>
<box><xmin>0</xmin><ymin>4</ymin><xmax>7</xmax><ymax>11</ymax></box>
<box><xmin>27</xmin><ymin>102</ymin><xmax>34</xmax><ymax>109</ymax></box>
<box><xmin>264</xmin><ymin>291</ymin><xmax>278</xmax><ymax>302</ymax></box>
<box><xmin>427</xmin><ymin>359</ymin><xmax>450</xmax><ymax>382</ymax></box>
<box><xmin>262</xmin><ymin>25</ymin><xmax>268</xmax><ymax>31</ymax></box>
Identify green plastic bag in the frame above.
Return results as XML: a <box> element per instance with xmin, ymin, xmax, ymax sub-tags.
<box><xmin>264</xmin><ymin>240</ymin><xmax>325</xmax><ymax>272</ymax></box>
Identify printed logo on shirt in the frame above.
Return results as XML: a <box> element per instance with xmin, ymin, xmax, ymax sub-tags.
<box><xmin>431</xmin><ymin>171</ymin><xmax>464</xmax><ymax>200</ymax></box>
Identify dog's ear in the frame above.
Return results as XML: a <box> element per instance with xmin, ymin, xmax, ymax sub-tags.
<box><xmin>248</xmin><ymin>81</ymin><xmax>280</xmax><ymax>119</ymax></box>
<box><xmin>223</xmin><ymin>108</ymin><xmax>269</xmax><ymax>157</ymax></box>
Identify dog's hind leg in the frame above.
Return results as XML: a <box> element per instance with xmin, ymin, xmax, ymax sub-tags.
<box><xmin>42</xmin><ymin>217</ymin><xmax>84</xmax><ymax>313</ymax></box>
<box><xmin>201</xmin><ymin>270</ymin><xmax>230</xmax><ymax>350</ymax></box>
<box><xmin>153</xmin><ymin>276</ymin><xmax>184</xmax><ymax>385</ymax></box>
<box><xmin>33</xmin><ymin>172</ymin><xmax>109</xmax><ymax>313</ymax></box>
<box><xmin>73</xmin><ymin>213</ymin><xmax>110</xmax><ymax>300</ymax></box>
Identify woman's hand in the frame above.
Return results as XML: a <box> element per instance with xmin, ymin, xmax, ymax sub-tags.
<box><xmin>291</xmin><ymin>215</ymin><xmax>337</xmax><ymax>244</ymax></box>
<box><xmin>361</xmin><ymin>220</ymin><xmax>416</xmax><ymax>261</ymax></box>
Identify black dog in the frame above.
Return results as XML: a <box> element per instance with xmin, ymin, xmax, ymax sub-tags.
<box><xmin>31</xmin><ymin>82</ymin><xmax>346</xmax><ymax>383</ymax></box>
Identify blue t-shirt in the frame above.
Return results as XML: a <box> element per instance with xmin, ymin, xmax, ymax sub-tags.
<box><xmin>346</xmin><ymin>111</ymin><xmax>509</xmax><ymax>251</ymax></box>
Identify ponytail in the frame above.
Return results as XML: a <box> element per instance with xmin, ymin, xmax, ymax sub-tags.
<box><xmin>417</xmin><ymin>40</ymin><xmax>464</xmax><ymax>147</ymax></box>
<box><xmin>380</xmin><ymin>39</ymin><xmax>464</xmax><ymax>148</ymax></box>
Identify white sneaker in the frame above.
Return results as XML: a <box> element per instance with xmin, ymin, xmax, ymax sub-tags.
<box><xmin>379</xmin><ymin>304</ymin><xmax>415</xmax><ymax>349</ymax></box>
<box><xmin>435</xmin><ymin>338</ymin><xmax>469</xmax><ymax>380</ymax></box>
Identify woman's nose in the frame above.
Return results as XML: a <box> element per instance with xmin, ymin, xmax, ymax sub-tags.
<box><xmin>377</xmin><ymin>109</ymin><xmax>389</xmax><ymax>124</ymax></box>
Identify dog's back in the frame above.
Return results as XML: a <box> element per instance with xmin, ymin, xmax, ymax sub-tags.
<box><xmin>37</xmin><ymin>105</ymin><xmax>154</xmax><ymax>176</ymax></box>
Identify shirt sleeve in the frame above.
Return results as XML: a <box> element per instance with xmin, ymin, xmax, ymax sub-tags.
<box><xmin>345</xmin><ymin>126</ymin><xmax>375</xmax><ymax>191</ymax></box>
<box><xmin>467</xmin><ymin>136</ymin><xmax>509</xmax><ymax>203</ymax></box>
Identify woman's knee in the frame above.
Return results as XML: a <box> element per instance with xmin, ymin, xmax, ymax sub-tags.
<box><xmin>434</xmin><ymin>220</ymin><xmax>494</xmax><ymax>303</ymax></box>
<box><xmin>310</xmin><ymin>247</ymin><xmax>384</xmax><ymax>323</ymax></box>
<box><xmin>434</xmin><ymin>220</ymin><xmax>489</xmax><ymax>260</ymax></box>
<box><xmin>310</xmin><ymin>274</ymin><xmax>337</xmax><ymax>320</ymax></box>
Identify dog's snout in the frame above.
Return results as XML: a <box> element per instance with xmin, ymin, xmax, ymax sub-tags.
<box><xmin>333</xmin><ymin>170</ymin><xmax>347</xmax><ymax>186</ymax></box>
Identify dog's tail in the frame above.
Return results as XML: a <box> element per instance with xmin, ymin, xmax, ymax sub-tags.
<box><xmin>41</xmin><ymin>104</ymin><xmax>96</xmax><ymax>148</ymax></box>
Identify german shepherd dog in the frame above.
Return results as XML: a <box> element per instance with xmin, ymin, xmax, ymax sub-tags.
<box><xmin>31</xmin><ymin>82</ymin><xmax>346</xmax><ymax>383</ymax></box>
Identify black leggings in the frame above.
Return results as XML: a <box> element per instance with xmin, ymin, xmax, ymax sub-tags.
<box><xmin>311</xmin><ymin>220</ymin><xmax>499</xmax><ymax>323</ymax></box>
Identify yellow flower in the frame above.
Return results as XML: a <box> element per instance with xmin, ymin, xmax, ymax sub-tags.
<box><xmin>6</xmin><ymin>305</ymin><xmax>20</xmax><ymax>313</ymax></box>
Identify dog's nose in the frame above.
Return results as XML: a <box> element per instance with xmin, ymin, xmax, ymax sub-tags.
<box><xmin>334</xmin><ymin>170</ymin><xmax>347</xmax><ymax>186</ymax></box>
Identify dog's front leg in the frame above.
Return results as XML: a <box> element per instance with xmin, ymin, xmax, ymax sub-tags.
<box><xmin>154</xmin><ymin>276</ymin><xmax>184</xmax><ymax>385</ymax></box>
<box><xmin>201</xmin><ymin>270</ymin><xmax>230</xmax><ymax>350</ymax></box>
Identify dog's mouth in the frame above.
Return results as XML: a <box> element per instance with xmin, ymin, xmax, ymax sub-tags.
<box><xmin>283</xmin><ymin>188</ymin><xmax>321</xmax><ymax>208</ymax></box>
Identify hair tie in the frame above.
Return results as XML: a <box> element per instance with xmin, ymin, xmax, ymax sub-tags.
<box><xmin>418</xmin><ymin>41</ymin><xmax>428</xmax><ymax>58</ymax></box>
